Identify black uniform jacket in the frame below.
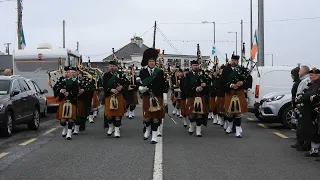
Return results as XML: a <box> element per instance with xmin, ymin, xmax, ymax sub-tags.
<box><xmin>139</xmin><ymin>67</ymin><xmax>166</xmax><ymax>97</ymax></box>
<box><xmin>103</xmin><ymin>71</ymin><xmax>127</xmax><ymax>98</ymax></box>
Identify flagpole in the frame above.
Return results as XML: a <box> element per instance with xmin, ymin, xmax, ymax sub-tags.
<box><xmin>17</xmin><ymin>0</ymin><xmax>22</xmax><ymax>49</ymax></box>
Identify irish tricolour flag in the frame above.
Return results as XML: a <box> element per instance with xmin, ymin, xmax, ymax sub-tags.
<box><xmin>20</xmin><ymin>27</ymin><xmax>26</xmax><ymax>49</ymax></box>
<box><xmin>250</xmin><ymin>29</ymin><xmax>258</xmax><ymax>60</ymax></box>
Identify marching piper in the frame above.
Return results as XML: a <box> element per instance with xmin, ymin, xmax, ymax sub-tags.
<box><xmin>74</xmin><ymin>69</ymin><xmax>93</xmax><ymax>134</ymax></box>
<box><xmin>103</xmin><ymin>60</ymin><xmax>128</xmax><ymax>138</ymax></box>
<box><xmin>215</xmin><ymin>64</ymin><xmax>227</xmax><ymax>128</ymax></box>
<box><xmin>125</xmin><ymin>65</ymin><xmax>140</xmax><ymax>119</ymax></box>
<box><xmin>185</xmin><ymin>60</ymin><xmax>208</xmax><ymax>137</ymax></box>
<box><xmin>220</xmin><ymin>55</ymin><xmax>250</xmax><ymax>137</ymax></box>
<box><xmin>53</xmin><ymin>66</ymin><xmax>79</xmax><ymax>140</ymax></box>
<box><xmin>138</xmin><ymin>48</ymin><xmax>167</xmax><ymax>144</ymax></box>
<box><xmin>180</xmin><ymin>68</ymin><xmax>190</xmax><ymax>127</ymax></box>
<box><xmin>171</xmin><ymin>66</ymin><xmax>183</xmax><ymax>117</ymax></box>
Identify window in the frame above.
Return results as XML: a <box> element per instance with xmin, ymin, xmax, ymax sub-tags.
<box><xmin>0</xmin><ymin>80</ymin><xmax>10</xmax><ymax>95</ymax></box>
<box><xmin>175</xmin><ymin>59</ymin><xmax>181</xmax><ymax>66</ymax></box>
<box><xmin>167</xmin><ymin>59</ymin><xmax>174</xmax><ymax>66</ymax></box>
<box><xmin>27</xmin><ymin>81</ymin><xmax>36</xmax><ymax>91</ymax></box>
<box><xmin>184</xmin><ymin>59</ymin><xmax>190</xmax><ymax>68</ymax></box>
<box><xmin>11</xmin><ymin>80</ymin><xmax>21</xmax><ymax>92</ymax></box>
<box><xmin>14</xmin><ymin>58</ymin><xmax>63</xmax><ymax>72</ymax></box>
<box><xmin>18</xmin><ymin>79</ymin><xmax>30</xmax><ymax>92</ymax></box>
<box><xmin>32</xmin><ymin>81</ymin><xmax>41</xmax><ymax>93</ymax></box>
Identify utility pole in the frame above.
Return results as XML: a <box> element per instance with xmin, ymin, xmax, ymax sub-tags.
<box><xmin>76</xmin><ymin>41</ymin><xmax>79</xmax><ymax>52</ymax></box>
<box><xmin>258</xmin><ymin>0</ymin><xmax>265</xmax><ymax>66</ymax></box>
<box><xmin>62</xmin><ymin>20</ymin><xmax>66</xmax><ymax>48</ymax></box>
<box><xmin>240</xmin><ymin>20</ymin><xmax>243</xmax><ymax>66</ymax></box>
<box><xmin>250</xmin><ymin>0</ymin><xmax>253</xmax><ymax>49</ymax></box>
<box><xmin>4</xmin><ymin>43</ymin><xmax>11</xmax><ymax>55</ymax></box>
<box><xmin>153</xmin><ymin>21</ymin><xmax>157</xmax><ymax>48</ymax></box>
<box><xmin>17</xmin><ymin>0</ymin><xmax>22</xmax><ymax>50</ymax></box>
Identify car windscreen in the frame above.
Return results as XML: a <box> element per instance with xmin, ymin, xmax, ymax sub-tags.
<box><xmin>0</xmin><ymin>80</ymin><xmax>10</xmax><ymax>95</ymax></box>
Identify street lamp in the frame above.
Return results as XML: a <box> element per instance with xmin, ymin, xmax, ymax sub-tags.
<box><xmin>202</xmin><ymin>21</ymin><xmax>215</xmax><ymax>45</ymax></box>
<box><xmin>265</xmin><ymin>54</ymin><xmax>274</xmax><ymax>66</ymax></box>
<box><xmin>228</xmin><ymin>31</ymin><xmax>238</xmax><ymax>55</ymax></box>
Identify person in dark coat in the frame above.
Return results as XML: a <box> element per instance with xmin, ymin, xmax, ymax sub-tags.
<box><xmin>296</xmin><ymin>68</ymin><xmax>320</xmax><ymax>157</ymax></box>
<box><xmin>290</xmin><ymin>67</ymin><xmax>303</xmax><ymax>148</ymax></box>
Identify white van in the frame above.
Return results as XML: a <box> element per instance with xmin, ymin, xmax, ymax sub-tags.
<box><xmin>247</xmin><ymin>66</ymin><xmax>295</xmax><ymax>117</ymax></box>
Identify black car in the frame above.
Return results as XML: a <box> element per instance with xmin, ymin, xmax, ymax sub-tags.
<box><xmin>0</xmin><ymin>75</ymin><xmax>41</xmax><ymax>137</ymax></box>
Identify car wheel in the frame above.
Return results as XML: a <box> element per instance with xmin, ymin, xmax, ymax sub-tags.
<box><xmin>28</xmin><ymin>108</ymin><xmax>40</xmax><ymax>130</ymax></box>
<box><xmin>281</xmin><ymin>106</ymin><xmax>293</xmax><ymax>129</ymax></box>
<box><xmin>41</xmin><ymin>102</ymin><xmax>47</xmax><ymax>117</ymax></box>
<box><xmin>1</xmin><ymin>111</ymin><xmax>13</xmax><ymax>137</ymax></box>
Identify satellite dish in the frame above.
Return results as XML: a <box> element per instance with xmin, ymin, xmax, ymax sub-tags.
<box><xmin>37</xmin><ymin>43</ymin><xmax>53</xmax><ymax>49</ymax></box>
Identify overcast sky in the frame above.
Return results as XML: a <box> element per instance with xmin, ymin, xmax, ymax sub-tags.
<box><xmin>0</xmin><ymin>0</ymin><xmax>319</xmax><ymax>67</ymax></box>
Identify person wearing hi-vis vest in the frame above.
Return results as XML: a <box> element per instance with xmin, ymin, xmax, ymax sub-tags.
<box><xmin>138</xmin><ymin>48</ymin><xmax>167</xmax><ymax>144</ymax></box>
<box><xmin>103</xmin><ymin>60</ymin><xmax>128</xmax><ymax>138</ymax></box>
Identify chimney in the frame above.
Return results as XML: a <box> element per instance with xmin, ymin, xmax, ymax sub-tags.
<box><xmin>131</xmin><ymin>36</ymin><xmax>143</xmax><ymax>48</ymax></box>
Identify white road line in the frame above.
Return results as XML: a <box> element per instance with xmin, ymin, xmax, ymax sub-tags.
<box><xmin>153</xmin><ymin>120</ymin><xmax>163</xmax><ymax>180</ymax></box>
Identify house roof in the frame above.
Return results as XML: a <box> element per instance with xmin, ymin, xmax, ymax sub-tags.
<box><xmin>103</xmin><ymin>43</ymin><xmax>149</xmax><ymax>61</ymax></box>
<box><xmin>0</xmin><ymin>55</ymin><xmax>13</xmax><ymax>70</ymax></box>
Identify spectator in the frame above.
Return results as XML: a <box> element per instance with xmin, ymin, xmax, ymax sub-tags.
<box><xmin>3</xmin><ymin>69</ymin><xmax>12</xmax><ymax>76</ymax></box>
<box><xmin>295</xmin><ymin>65</ymin><xmax>311</xmax><ymax>151</ymax></box>
<box><xmin>290</xmin><ymin>67</ymin><xmax>302</xmax><ymax>148</ymax></box>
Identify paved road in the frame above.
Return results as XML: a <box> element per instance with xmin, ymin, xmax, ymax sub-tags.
<box><xmin>0</xmin><ymin>106</ymin><xmax>320</xmax><ymax>180</ymax></box>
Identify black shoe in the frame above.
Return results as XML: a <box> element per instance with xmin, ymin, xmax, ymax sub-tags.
<box><xmin>62</xmin><ymin>134</ymin><xmax>66</xmax><ymax>137</ymax></box>
<box><xmin>184</xmin><ymin>125</ymin><xmax>187</xmax><ymax>128</ymax></box>
<box><xmin>305</xmin><ymin>150</ymin><xmax>319</xmax><ymax>157</ymax></box>
<box><xmin>197</xmin><ymin>135</ymin><xmax>202</xmax><ymax>137</ymax></box>
<box><xmin>115</xmin><ymin>136</ymin><xmax>120</xmax><ymax>138</ymax></box>
<box><xmin>107</xmin><ymin>133</ymin><xmax>112</xmax><ymax>137</ymax></box>
<box><xmin>67</xmin><ymin>137</ymin><xmax>72</xmax><ymax>140</ymax></box>
<box><xmin>290</xmin><ymin>142</ymin><xmax>303</xmax><ymax>148</ymax></box>
<box><xmin>297</xmin><ymin>144</ymin><xmax>311</xmax><ymax>152</ymax></box>
<box><xmin>151</xmin><ymin>141</ymin><xmax>157</xmax><ymax>144</ymax></box>
<box><xmin>144</xmin><ymin>137</ymin><xmax>148</xmax><ymax>140</ymax></box>
<box><xmin>189</xmin><ymin>131</ymin><xmax>193</xmax><ymax>135</ymax></box>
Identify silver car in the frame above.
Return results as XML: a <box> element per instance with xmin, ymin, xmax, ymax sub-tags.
<box><xmin>258</xmin><ymin>91</ymin><xmax>293</xmax><ymax>128</ymax></box>
<box><xmin>26</xmin><ymin>79</ymin><xmax>48</xmax><ymax>117</ymax></box>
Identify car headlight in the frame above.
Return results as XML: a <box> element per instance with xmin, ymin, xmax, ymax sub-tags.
<box><xmin>265</xmin><ymin>95</ymin><xmax>284</xmax><ymax>102</ymax></box>
<box><xmin>0</xmin><ymin>104</ymin><xmax>4</xmax><ymax>111</ymax></box>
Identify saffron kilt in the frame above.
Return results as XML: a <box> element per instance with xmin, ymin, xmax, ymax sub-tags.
<box><xmin>209</xmin><ymin>97</ymin><xmax>216</xmax><ymax>112</ymax></box>
<box><xmin>215</xmin><ymin>97</ymin><xmax>225</xmax><ymax>114</ymax></box>
<box><xmin>57</xmin><ymin>100</ymin><xmax>77</xmax><ymax>120</ymax></box>
<box><xmin>104</xmin><ymin>94</ymin><xmax>126</xmax><ymax>117</ymax></box>
<box><xmin>92</xmin><ymin>91</ymin><xmax>99</xmax><ymax>109</ymax></box>
<box><xmin>224</xmin><ymin>90</ymin><xmax>247</xmax><ymax>113</ymax></box>
<box><xmin>180</xmin><ymin>98</ymin><xmax>188</xmax><ymax>116</ymax></box>
<box><xmin>142</xmin><ymin>96</ymin><xmax>165</xmax><ymax>119</ymax></box>
<box><xmin>186</xmin><ymin>97</ymin><xmax>208</xmax><ymax>115</ymax></box>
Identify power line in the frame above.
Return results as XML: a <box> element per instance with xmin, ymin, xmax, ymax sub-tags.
<box><xmin>158</xmin><ymin>16</ymin><xmax>320</xmax><ymax>25</ymax></box>
<box><xmin>156</xmin><ymin>27</ymin><xmax>183</xmax><ymax>55</ymax></box>
<box><xmin>162</xmin><ymin>39</ymin><xmax>239</xmax><ymax>43</ymax></box>
<box><xmin>0</xmin><ymin>0</ymin><xmax>15</xmax><ymax>3</ymax></box>
<box><xmin>139</xmin><ymin>26</ymin><xmax>154</xmax><ymax>37</ymax></box>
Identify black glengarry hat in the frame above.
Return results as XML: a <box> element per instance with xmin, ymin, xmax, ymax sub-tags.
<box><xmin>141</xmin><ymin>48</ymin><xmax>159</xmax><ymax>66</ymax></box>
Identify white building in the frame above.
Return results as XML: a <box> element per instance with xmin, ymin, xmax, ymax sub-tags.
<box><xmin>102</xmin><ymin>36</ymin><xmax>210</xmax><ymax>70</ymax></box>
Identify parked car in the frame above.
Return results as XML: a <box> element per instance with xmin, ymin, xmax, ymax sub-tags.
<box><xmin>0</xmin><ymin>75</ymin><xmax>41</xmax><ymax>137</ymax></box>
<box><xmin>26</xmin><ymin>79</ymin><xmax>48</xmax><ymax>117</ymax></box>
<box><xmin>247</xmin><ymin>66</ymin><xmax>295</xmax><ymax>119</ymax></box>
<box><xmin>258</xmin><ymin>91</ymin><xmax>293</xmax><ymax>128</ymax></box>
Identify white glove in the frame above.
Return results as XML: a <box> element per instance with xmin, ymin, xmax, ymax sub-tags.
<box><xmin>138</xmin><ymin>86</ymin><xmax>149</xmax><ymax>93</ymax></box>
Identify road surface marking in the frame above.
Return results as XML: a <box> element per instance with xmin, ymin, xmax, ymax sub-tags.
<box><xmin>19</xmin><ymin>138</ymin><xmax>37</xmax><ymax>146</ymax></box>
<box><xmin>153</xmin><ymin>120</ymin><xmax>163</xmax><ymax>180</ymax></box>
<box><xmin>0</xmin><ymin>152</ymin><xmax>9</xmax><ymax>158</ymax></box>
<box><xmin>257</xmin><ymin>123</ymin><xmax>267</xmax><ymax>128</ymax></box>
<box><xmin>247</xmin><ymin>117</ymin><xmax>254</xmax><ymax>121</ymax></box>
<box><xmin>273</xmin><ymin>132</ymin><xmax>289</xmax><ymax>139</ymax></box>
<box><xmin>45</xmin><ymin>127</ymin><xmax>57</xmax><ymax>134</ymax></box>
